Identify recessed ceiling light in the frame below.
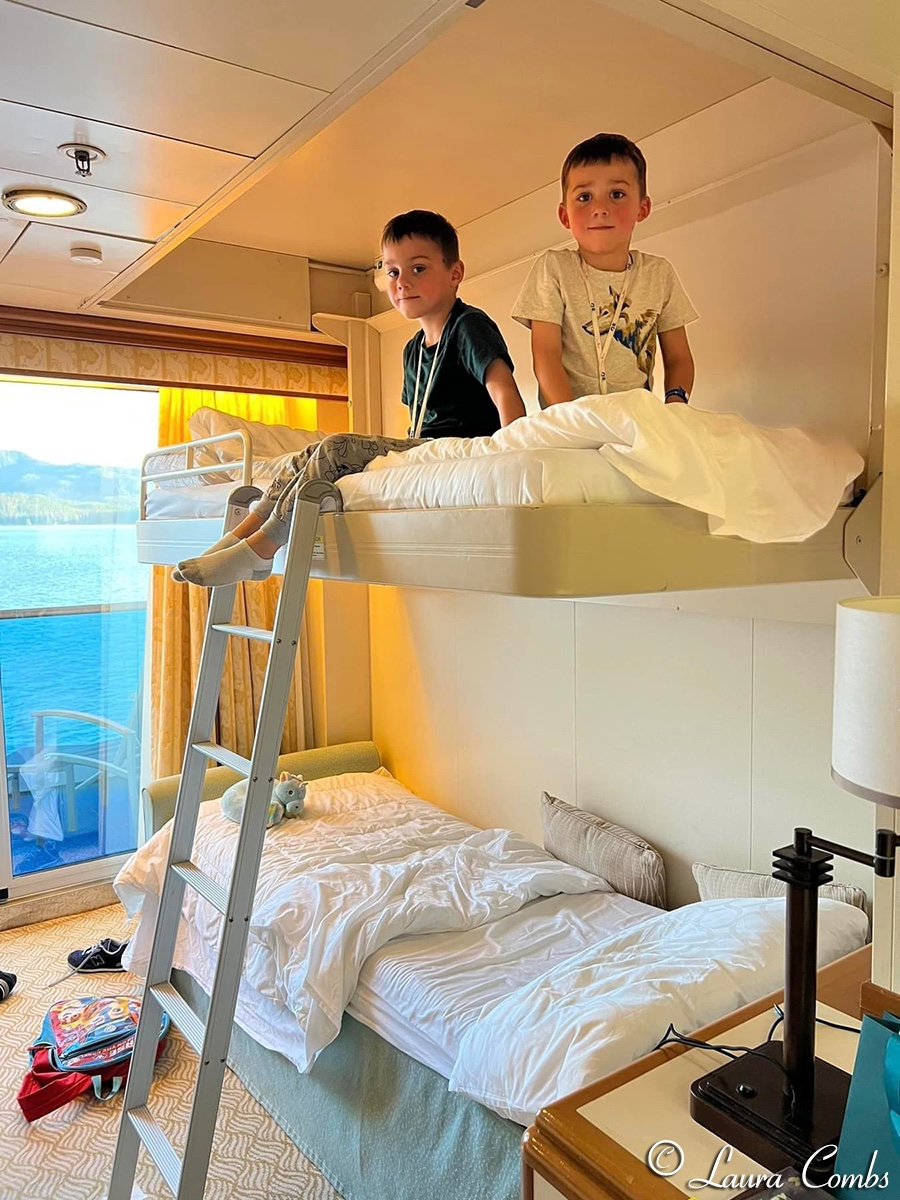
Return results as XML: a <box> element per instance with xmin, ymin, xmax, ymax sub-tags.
<box><xmin>2</xmin><ymin>188</ymin><xmax>87</xmax><ymax>218</ymax></box>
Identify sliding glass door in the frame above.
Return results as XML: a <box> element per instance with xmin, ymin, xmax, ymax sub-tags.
<box><xmin>0</xmin><ymin>378</ymin><xmax>157</xmax><ymax>897</ymax></box>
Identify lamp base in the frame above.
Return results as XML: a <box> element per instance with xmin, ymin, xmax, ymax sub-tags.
<box><xmin>690</xmin><ymin>1041</ymin><xmax>850</xmax><ymax>1185</ymax></box>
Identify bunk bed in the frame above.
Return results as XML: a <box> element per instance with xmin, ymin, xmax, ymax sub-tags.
<box><xmin>123</xmin><ymin>1</ymin><xmax>898</xmax><ymax>1196</ymax></box>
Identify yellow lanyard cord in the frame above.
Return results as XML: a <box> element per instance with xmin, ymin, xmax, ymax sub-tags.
<box><xmin>581</xmin><ymin>253</ymin><xmax>632</xmax><ymax>396</ymax></box>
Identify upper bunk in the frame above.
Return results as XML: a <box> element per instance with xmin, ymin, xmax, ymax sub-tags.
<box><xmin>124</xmin><ymin>0</ymin><xmax>893</xmax><ymax>600</ymax></box>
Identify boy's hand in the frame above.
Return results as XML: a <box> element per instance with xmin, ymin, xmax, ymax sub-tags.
<box><xmin>531</xmin><ymin>321</ymin><xmax>573</xmax><ymax>406</ymax></box>
<box><xmin>485</xmin><ymin>359</ymin><xmax>526</xmax><ymax>427</ymax></box>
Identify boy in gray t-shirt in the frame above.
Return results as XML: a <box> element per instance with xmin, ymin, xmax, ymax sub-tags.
<box><xmin>513</xmin><ymin>133</ymin><xmax>698</xmax><ymax>407</ymax></box>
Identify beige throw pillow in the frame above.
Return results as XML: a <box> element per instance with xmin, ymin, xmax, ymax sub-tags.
<box><xmin>692</xmin><ymin>862</ymin><xmax>868</xmax><ymax>913</ymax></box>
<box><xmin>541</xmin><ymin>792</ymin><xmax>666</xmax><ymax>908</ymax></box>
<box><xmin>188</xmin><ymin>407</ymin><xmax>322</xmax><ymax>464</ymax></box>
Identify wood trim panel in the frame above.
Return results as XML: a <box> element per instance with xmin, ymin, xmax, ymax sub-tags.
<box><xmin>860</xmin><ymin>974</ymin><xmax>900</xmax><ymax>1019</ymax></box>
<box><xmin>0</xmin><ymin>306</ymin><xmax>346</xmax><ymax>367</ymax></box>
<box><xmin>524</xmin><ymin>945</ymin><xmax>871</xmax><ymax>1200</ymax></box>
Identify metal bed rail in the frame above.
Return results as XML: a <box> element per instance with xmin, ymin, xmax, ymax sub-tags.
<box><xmin>140</xmin><ymin>431</ymin><xmax>253</xmax><ymax>518</ymax></box>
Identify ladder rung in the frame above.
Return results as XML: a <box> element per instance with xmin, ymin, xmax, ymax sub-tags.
<box><xmin>151</xmin><ymin>981</ymin><xmax>205</xmax><ymax>1057</ymax></box>
<box><xmin>212</xmin><ymin>622</ymin><xmax>274</xmax><ymax>644</ymax></box>
<box><xmin>193</xmin><ymin>741</ymin><xmax>251</xmax><ymax>775</ymax></box>
<box><xmin>129</xmin><ymin>1106</ymin><xmax>182</xmax><ymax>1194</ymax></box>
<box><xmin>172</xmin><ymin>861</ymin><xmax>229</xmax><ymax>916</ymax></box>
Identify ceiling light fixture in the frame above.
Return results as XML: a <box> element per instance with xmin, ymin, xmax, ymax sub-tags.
<box><xmin>2</xmin><ymin>188</ymin><xmax>87</xmax><ymax>218</ymax></box>
<box><xmin>70</xmin><ymin>244</ymin><xmax>103</xmax><ymax>265</ymax></box>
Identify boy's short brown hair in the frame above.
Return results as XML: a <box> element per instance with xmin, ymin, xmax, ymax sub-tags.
<box><xmin>561</xmin><ymin>134</ymin><xmax>647</xmax><ymax>198</ymax></box>
<box><xmin>381</xmin><ymin>210</ymin><xmax>460</xmax><ymax>266</ymax></box>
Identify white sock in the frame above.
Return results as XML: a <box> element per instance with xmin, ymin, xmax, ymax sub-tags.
<box><xmin>171</xmin><ymin>531</ymin><xmax>245</xmax><ymax>582</ymax></box>
<box><xmin>176</xmin><ymin>540</ymin><xmax>273</xmax><ymax>586</ymax></box>
<box><xmin>205</xmin><ymin>530</ymin><xmax>241</xmax><ymax>556</ymax></box>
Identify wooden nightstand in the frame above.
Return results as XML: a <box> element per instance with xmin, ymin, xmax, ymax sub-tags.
<box><xmin>523</xmin><ymin>945</ymin><xmax>871</xmax><ymax>1200</ymax></box>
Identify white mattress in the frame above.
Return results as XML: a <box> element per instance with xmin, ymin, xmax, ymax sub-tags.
<box><xmin>174</xmin><ymin>887</ymin><xmax>657</xmax><ymax>1079</ymax></box>
<box><xmin>144</xmin><ymin>449</ymin><xmax>662</xmax><ymax>519</ymax></box>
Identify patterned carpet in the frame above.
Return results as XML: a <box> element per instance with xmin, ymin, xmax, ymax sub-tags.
<box><xmin>0</xmin><ymin>905</ymin><xmax>342</xmax><ymax>1200</ymax></box>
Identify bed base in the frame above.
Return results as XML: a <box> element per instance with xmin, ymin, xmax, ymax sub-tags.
<box><xmin>173</xmin><ymin>969</ymin><xmax>523</xmax><ymax>1200</ymax></box>
<box><xmin>137</xmin><ymin>503</ymin><xmax>855</xmax><ymax>599</ymax></box>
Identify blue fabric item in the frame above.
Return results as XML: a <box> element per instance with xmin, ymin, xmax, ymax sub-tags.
<box><xmin>834</xmin><ymin>1012</ymin><xmax>900</xmax><ymax>1196</ymax></box>
<box><xmin>175</xmin><ymin>970</ymin><xmax>522</xmax><ymax>1200</ymax></box>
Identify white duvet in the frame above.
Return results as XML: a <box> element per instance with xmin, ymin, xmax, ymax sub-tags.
<box><xmin>115</xmin><ymin>769</ymin><xmax>869</xmax><ymax>1124</ymax></box>
<box><xmin>114</xmin><ymin>770</ymin><xmax>607</xmax><ymax>1071</ymax></box>
<box><xmin>366</xmin><ymin>390</ymin><xmax>862</xmax><ymax>543</ymax></box>
<box><xmin>449</xmin><ymin>895</ymin><xmax>869</xmax><ymax>1124</ymax></box>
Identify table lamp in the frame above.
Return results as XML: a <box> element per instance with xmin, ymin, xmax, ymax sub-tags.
<box><xmin>690</xmin><ymin>596</ymin><xmax>900</xmax><ymax>1182</ymax></box>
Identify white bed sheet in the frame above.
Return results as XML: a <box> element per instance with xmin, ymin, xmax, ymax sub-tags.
<box><xmin>144</xmin><ymin>449</ymin><xmax>660</xmax><ymax>520</ymax></box>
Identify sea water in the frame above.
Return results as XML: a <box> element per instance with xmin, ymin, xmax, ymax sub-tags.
<box><xmin>0</xmin><ymin>525</ymin><xmax>150</xmax><ymax>755</ymax></box>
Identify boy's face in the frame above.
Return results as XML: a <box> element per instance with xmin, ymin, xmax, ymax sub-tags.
<box><xmin>558</xmin><ymin>156</ymin><xmax>651</xmax><ymax>259</ymax></box>
<box><xmin>382</xmin><ymin>235</ymin><xmax>464</xmax><ymax>321</ymax></box>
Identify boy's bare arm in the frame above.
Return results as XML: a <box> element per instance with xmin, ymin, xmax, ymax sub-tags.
<box><xmin>659</xmin><ymin>326</ymin><xmax>695</xmax><ymax>401</ymax></box>
<box><xmin>484</xmin><ymin>359</ymin><xmax>526</xmax><ymax>427</ymax></box>
<box><xmin>531</xmin><ymin>321</ymin><xmax>573</xmax><ymax>406</ymax></box>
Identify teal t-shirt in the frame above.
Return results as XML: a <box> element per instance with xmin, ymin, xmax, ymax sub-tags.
<box><xmin>401</xmin><ymin>299</ymin><xmax>514</xmax><ymax>438</ymax></box>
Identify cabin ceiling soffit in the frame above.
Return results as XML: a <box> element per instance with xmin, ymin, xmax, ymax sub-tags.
<box><xmin>189</xmin><ymin>0</ymin><xmax>765</xmax><ymax>271</ymax></box>
<box><xmin>594</xmin><ymin>0</ymin><xmax>894</xmax><ymax>122</ymax></box>
<box><xmin>0</xmin><ymin>0</ymin><xmax>467</xmax><ymax>320</ymax></box>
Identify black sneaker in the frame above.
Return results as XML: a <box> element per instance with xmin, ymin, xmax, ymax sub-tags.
<box><xmin>66</xmin><ymin>937</ymin><xmax>128</xmax><ymax>973</ymax></box>
<box><xmin>0</xmin><ymin>970</ymin><xmax>16</xmax><ymax>1001</ymax></box>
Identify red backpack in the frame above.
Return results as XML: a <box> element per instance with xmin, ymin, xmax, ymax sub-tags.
<box><xmin>17</xmin><ymin>995</ymin><xmax>169</xmax><ymax>1122</ymax></box>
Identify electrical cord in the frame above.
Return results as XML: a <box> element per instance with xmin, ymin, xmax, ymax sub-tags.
<box><xmin>766</xmin><ymin>1002</ymin><xmax>860</xmax><ymax>1039</ymax></box>
<box><xmin>653</xmin><ymin>1024</ymin><xmax>795</xmax><ymax>1095</ymax></box>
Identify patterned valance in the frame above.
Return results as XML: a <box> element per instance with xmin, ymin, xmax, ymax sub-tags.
<box><xmin>0</xmin><ymin>308</ymin><xmax>347</xmax><ymax>398</ymax></box>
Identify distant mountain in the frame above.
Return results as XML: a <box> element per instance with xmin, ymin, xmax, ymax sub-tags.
<box><xmin>0</xmin><ymin>451</ymin><xmax>140</xmax><ymax>524</ymax></box>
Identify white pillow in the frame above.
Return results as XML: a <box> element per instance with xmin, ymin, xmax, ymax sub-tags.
<box><xmin>188</xmin><ymin>407</ymin><xmax>322</xmax><ymax>464</ymax></box>
<box><xmin>692</xmin><ymin>862</ymin><xmax>869</xmax><ymax>915</ymax></box>
<box><xmin>541</xmin><ymin>792</ymin><xmax>666</xmax><ymax>908</ymax></box>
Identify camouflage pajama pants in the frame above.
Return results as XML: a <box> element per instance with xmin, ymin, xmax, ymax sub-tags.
<box><xmin>252</xmin><ymin>433</ymin><xmax>427</xmax><ymax>546</ymax></box>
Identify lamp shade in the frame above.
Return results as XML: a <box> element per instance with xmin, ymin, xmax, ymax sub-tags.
<box><xmin>833</xmin><ymin>597</ymin><xmax>900</xmax><ymax>807</ymax></box>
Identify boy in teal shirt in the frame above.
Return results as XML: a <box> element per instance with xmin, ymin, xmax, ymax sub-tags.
<box><xmin>176</xmin><ymin>210</ymin><xmax>524</xmax><ymax>586</ymax></box>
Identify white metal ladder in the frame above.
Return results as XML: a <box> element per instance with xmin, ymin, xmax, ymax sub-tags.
<box><xmin>106</xmin><ymin>479</ymin><xmax>340</xmax><ymax>1200</ymax></box>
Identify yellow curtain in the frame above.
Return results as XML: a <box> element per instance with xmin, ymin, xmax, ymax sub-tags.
<box><xmin>150</xmin><ymin>388</ymin><xmax>318</xmax><ymax>778</ymax></box>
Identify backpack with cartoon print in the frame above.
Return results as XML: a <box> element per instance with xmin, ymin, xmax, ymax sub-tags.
<box><xmin>17</xmin><ymin>995</ymin><xmax>169</xmax><ymax>1122</ymax></box>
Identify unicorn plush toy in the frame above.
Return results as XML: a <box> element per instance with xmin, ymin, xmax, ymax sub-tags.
<box><xmin>220</xmin><ymin>771</ymin><xmax>307</xmax><ymax>829</ymax></box>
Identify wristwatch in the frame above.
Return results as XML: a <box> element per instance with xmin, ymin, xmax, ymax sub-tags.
<box><xmin>665</xmin><ymin>387</ymin><xmax>690</xmax><ymax>404</ymax></box>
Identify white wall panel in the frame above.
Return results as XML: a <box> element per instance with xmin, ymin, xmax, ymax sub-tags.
<box><xmin>750</xmin><ymin>620</ymin><xmax>875</xmax><ymax>896</ymax></box>
<box><xmin>638</xmin><ymin>123</ymin><xmax>878</xmax><ymax>451</ymax></box>
<box><xmin>20</xmin><ymin>0</ymin><xmax>440</xmax><ymax>92</ymax></box>
<box><xmin>369</xmin><ymin>586</ymin><xmax>459</xmax><ymax>816</ymax></box>
<box><xmin>0</xmin><ymin>101</ymin><xmax>250</xmax><ymax>207</ymax></box>
<box><xmin>455</xmin><ymin>593</ymin><xmax>576</xmax><ymax>844</ymax></box>
<box><xmin>574</xmin><ymin>604</ymin><xmax>753</xmax><ymax>908</ymax></box>
<box><xmin>0</xmin><ymin>4</ymin><xmax>326</xmax><ymax>157</ymax></box>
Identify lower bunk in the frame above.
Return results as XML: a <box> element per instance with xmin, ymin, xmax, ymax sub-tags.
<box><xmin>123</xmin><ymin>741</ymin><xmax>869</xmax><ymax>1200</ymax></box>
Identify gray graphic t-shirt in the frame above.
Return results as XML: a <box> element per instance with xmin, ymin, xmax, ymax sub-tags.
<box><xmin>512</xmin><ymin>248</ymin><xmax>698</xmax><ymax>402</ymax></box>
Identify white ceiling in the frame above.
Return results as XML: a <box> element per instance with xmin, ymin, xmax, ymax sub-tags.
<box><xmin>0</xmin><ymin>0</ymin><xmax>883</xmax><ymax>327</ymax></box>
<box><xmin>0</xmin><ymin>0</ymin><xmax>457</xmax><ymax>315</ymax></box>
<box><xmin>197</xmin><ymin>0</ymin><xmax>763</xmax><ymax>269</ymax></box>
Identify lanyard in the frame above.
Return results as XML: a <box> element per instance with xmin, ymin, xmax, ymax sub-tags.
<box><xmin>409</xmin><ymin>327</ymin><xmax>444</xmax><ymax>438</ymax></box>
<box><xmin>581</xmin><ymin>253</ymin><xmax>633</xmax><ymax>395</ymax></box>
